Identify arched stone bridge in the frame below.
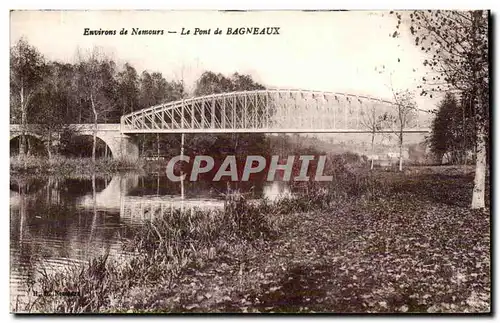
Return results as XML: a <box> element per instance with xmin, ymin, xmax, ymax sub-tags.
<box><xmin>10</xmin><ymin>124</ymin><xmax>138</xmax><ymax>160</ymax></box>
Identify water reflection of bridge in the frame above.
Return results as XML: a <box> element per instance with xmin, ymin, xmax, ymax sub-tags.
<box><xmin>78</xmin><ymin>174</ymin><xmax>290</xmax><ymax>218</ymax></box>
<box><xmin>76</xmin><ymin>174</ymin><xmax>226</xmax><ymax>217</ymax></box>
<box><xmin>121</xmin><ymin>196</ymin><xmax>225</xmax><ymax>220</ymax></box>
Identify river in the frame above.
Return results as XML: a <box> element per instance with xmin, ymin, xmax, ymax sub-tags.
<box><xmin>9</xmin><ymin>172</ymin><xmax>292</xmax><ymax>308</ymax></box>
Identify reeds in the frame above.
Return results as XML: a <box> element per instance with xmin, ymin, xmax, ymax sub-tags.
<box><xmin>20</xmin><ymin>193</ymin><xmax>289</xmax><ymax>313</ymax></box>
<box><xmin>10</xmin><ymin>156</ymin><xmax>143</xmax><ymax>175</ymax></box>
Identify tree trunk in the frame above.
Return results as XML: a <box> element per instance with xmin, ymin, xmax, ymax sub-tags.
<box><xmin>462</xmin><ymin>99</ymin><xmax>468</xmax><ymax>166</ymax></box>
<box><xmin>180</xmin><ymin>133</ymin><xmax>185</xmax><ymax>200</ymax></box>
<box><xmin>471</xmin><ymin>122</ymin><xmax>486</xmax><ymax>209</ymax></box>
<box><xmin>141</xmin><ymin>135</ymin><xmax>145</xmax><ymax>157</ymax></box>
<box><xmin>157</xmin><ymin>133</ymin><xmax>160</xmax><ymax>159</ymax></box>
<box><xmin>470</xmin><ymin>11</ymin><xmax>487</xmax><ymax>209</ymax></box>
<box><xmin>90</xmin><ymin>173</ymin><xmax>97</xmax><ymax>242</ymax></box>
<box><xmin>46</xmin><ymin>131</ymin><xmax>52</xmax><ymax>160</ymax></box>
<box><xmin>370</xmin><ymin>129</ymin><xmax>375</xmax><ymax>170</ymax></box>
<box><xmin>398</xmin><ymin>133</ymin><xmax>403</xmax><ymax>172</ymax></box>
<box><xmin>27</xmin><ymin>137</ymin><xmax>31</xmax><ymax>156</ymax></box>
<box><xmin>90</xmin><ymin>93</ymin><xmax>97</xmax><ymax>163</ymax></box>
<box><xmin>19</xmin><ymin>87</ymin><xmax>26</xmax><ymax>158</ymax></box>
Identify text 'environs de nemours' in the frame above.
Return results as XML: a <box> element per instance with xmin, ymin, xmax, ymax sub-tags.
<box><xmin>83</xmin><ymin>27</ymin><xmax>281</xmax><ymax>36</ymax></box>
<box><xmin>83</xmin><ymin>28</ymin><xmax>165</xmax><ymax>36</ymax></box>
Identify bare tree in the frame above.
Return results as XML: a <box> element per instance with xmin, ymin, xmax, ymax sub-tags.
<box><xmin>394</xmin><ymin>90</ymin><xmax>417</xmax><ymax>172</ymax></box>
<box><xmin>373</xmin><ymin>66</ymin><xmax>418</xmax><ymax>172</ymax></box>
<box><xmin>74</xmin><ymin>48</ymin><xmax>116</xmax><ymax>162</ymax></box>
<box><xmin>380</xmin><ymin>89</ymin><xmax>418</xmax><ymax>172</ymax></box>
<box><xmin>359</xmin><ymin>102</ymin><xmax>384</xmax><ymax>169</ymax></box>
<box><xmin>10</xmin><ymin>38</ymin><xmax>46</xmax><ymax>157</ymax></box>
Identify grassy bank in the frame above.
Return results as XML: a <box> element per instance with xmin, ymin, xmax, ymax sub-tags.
<box><xmin>16</xmin><ymin>165</ymin><xmax>490</xmax><ymax>313</ymax></box>
<box><xmin>10</xmin><ymin>156</ymin><xmax>143</xmax><ymax>176</ymax></box>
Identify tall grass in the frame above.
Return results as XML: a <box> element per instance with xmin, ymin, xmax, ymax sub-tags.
<box><xmin>10</xmin><ymin>155</ymin><xmax>143</xmax><ymax>175</ymax></box>
<box><xmin>20</xmin><ymin>193</ymin><xmax>289</xmax><ymax>313</ymax></box>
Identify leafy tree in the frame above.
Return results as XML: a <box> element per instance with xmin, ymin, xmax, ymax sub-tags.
<box><xmin>138</xmin><ymin>71</ymin><xmax>181</xmax><ymax>109</ymax></box>
<box><xmin>391</xmin><ymin>10</ymin><xmax>489</xmax><ymax>209</ymax></box>
<box><xmin>48</xmin><ymin>62</ymin><xmax>78</xmax><ymax>124</ymax></box>
<box><xmin>115</xmin><ymin>62</ymin><xmax>140</xmax><ymax>116</ymax></box>
<box><xmin>231</xmin><ymin>72</ymin><xmax>266</xmax><ymax>91</ymax></box>
<box><xmin>430</xmin><ymin>93</ymin><xmax>456</xmax><ymax>163</ymax></box>
<box><xmin>137</xmin><ymin>71</ymin><xmax>186</xmax><ymax>157</ymax></box>
<box><xmin>194</xmin><ymin>71</ymin><xmax>234</xmax><ymax>96</ymax></box>
<box><xmin>395</xmin><ymin>90</ymin><xmax>417</xmax><ymax>172</ymax></box>
<box><xmin>138</xmin><ymin>71</ymin><xmax>155</xmax><ymax>109</ymax></box>
<box><xmin>10</xmin><ymin>38</ymin><xmax>47</xmax><ymax>156</ymax></box>
<box><xmin>194</xmin><ymin>72</ymin><xmax>265</xmax><ymax>96</ymax></box>
<box><xmin>430</xmin><ymin>92</ymin><xmax>474</xmax><ymax>164</ymax></box>
<box><xmin>30</xmin><ymin>62</ymin><xmax>74</xmax><ymax>159</ymax></box>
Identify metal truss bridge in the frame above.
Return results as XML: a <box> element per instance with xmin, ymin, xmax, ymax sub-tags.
<box><xmin>120</xmin><ymin>89</ymin><xmax>431</xmax><ymax>134</ymax></box>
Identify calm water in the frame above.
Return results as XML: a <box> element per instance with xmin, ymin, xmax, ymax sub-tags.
<box><xmin>9</xmin><ymin>172</ymin><xmax>292</xmax><ymax>308</ymax></box>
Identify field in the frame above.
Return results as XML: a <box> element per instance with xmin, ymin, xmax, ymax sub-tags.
<box><xmin>16</xmin><ymin>165</ymin><xmax>490</xmax><ymax>313</ymax></box>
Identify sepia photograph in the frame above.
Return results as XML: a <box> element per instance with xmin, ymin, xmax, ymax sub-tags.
<box><xmin>9</xmin><ymin>9</ymin><xmax>490</xmax><ymax>314</ymax></box>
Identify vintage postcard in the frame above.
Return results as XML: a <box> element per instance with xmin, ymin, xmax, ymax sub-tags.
<box><xmin>9</xmin><ymin>10</ymin><xmax>490</xmax><ymax>314</ymax></box>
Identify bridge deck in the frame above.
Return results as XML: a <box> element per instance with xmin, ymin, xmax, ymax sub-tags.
<box><xmin>120</xmin><ymin>128</ymin><xmax>431</xmax><ymax>134</ymax></box>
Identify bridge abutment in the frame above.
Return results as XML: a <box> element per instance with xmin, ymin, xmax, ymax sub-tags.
<box><xmin>117</xmin><ymin>135</ymin><xmax>139</xmax><ymax>161</ymax></box>
<box><xmin>97</xmin><ymin>133</ymin><xmax>139</xmax><ymax>161</ymax></box>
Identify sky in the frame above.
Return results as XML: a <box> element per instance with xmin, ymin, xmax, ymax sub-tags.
<box><xmin>10</xmin><ymin>10</ymin><xmax>438</xmax><ymax>109</ymax></box>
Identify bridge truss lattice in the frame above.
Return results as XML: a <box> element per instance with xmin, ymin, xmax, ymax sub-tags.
<box><xmin>121</xmin><ymin>89</ymin><xmax>431</xmax><ymax>134</ymax></box>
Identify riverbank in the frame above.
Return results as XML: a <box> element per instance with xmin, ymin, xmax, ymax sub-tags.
<box><xmin>15</xmin><ymin>166</ymin><xmax>490</xmax><ymax>313</ymax></box>
<box><xmin>10</xmin><ymin>156</ymin><xmax>144</xmax><ymax>176</ymax></box>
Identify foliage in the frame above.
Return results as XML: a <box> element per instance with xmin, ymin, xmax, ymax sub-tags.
<box><xmin>9</xmin><ymin>40</ymin><xmax>275</xmax><ymax>159</ymax></box>
<box><xmin>9</xmin><ymin>40</ymin><xmax>189</xmax><ymax>158</ymax></box>
<box><xmin>114</xmin><ymin>63</ymin><xmax>140</xmax><ymax>117</ymax></box>
<box><xmin>430</xmin><ymin>92</ymin><xmax>474</xmax><ymax>164</ymax></box>
<box><xmin>391</xmin><ymin>10</ymin><xmax>488</xmax><ymax>103</ymax></box>
<box><xmin>10</xmin><ymin>38</ymin><xmax>47</xmax><ymax>156</ymax></box>
<box><xmin>10</xmin><ymin>38</ymin><xmax>47</xmax><ymax>123</ymax></box>
<box><xmin>8</xmin><ymin>40</ymin><xmax>272</xmax><ymax>160</ymax></box>
<box><xmin>21</xmin><ymin>193</ymin><xmax>283</xmax><ymax>313</ymax></box>
<box><xmin>194</xmin><ymin>71</ymin><xmax>265</xmax><ymax>96</ymax></box>
<box><xmin>390</xmin><ymin>10</ymin><xmax>489</xmax><ymax>208</ymax></box>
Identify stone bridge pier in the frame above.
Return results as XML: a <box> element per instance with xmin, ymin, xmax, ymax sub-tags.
<box><xmin>97</xmin><ymin>133</ymin><xmax>139</xmax><ymax>161</ymax></box>
<box><xmin>72</xmin><ymin>124</ymin><xmax>139</xmax><ymax>161</ymax></box>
